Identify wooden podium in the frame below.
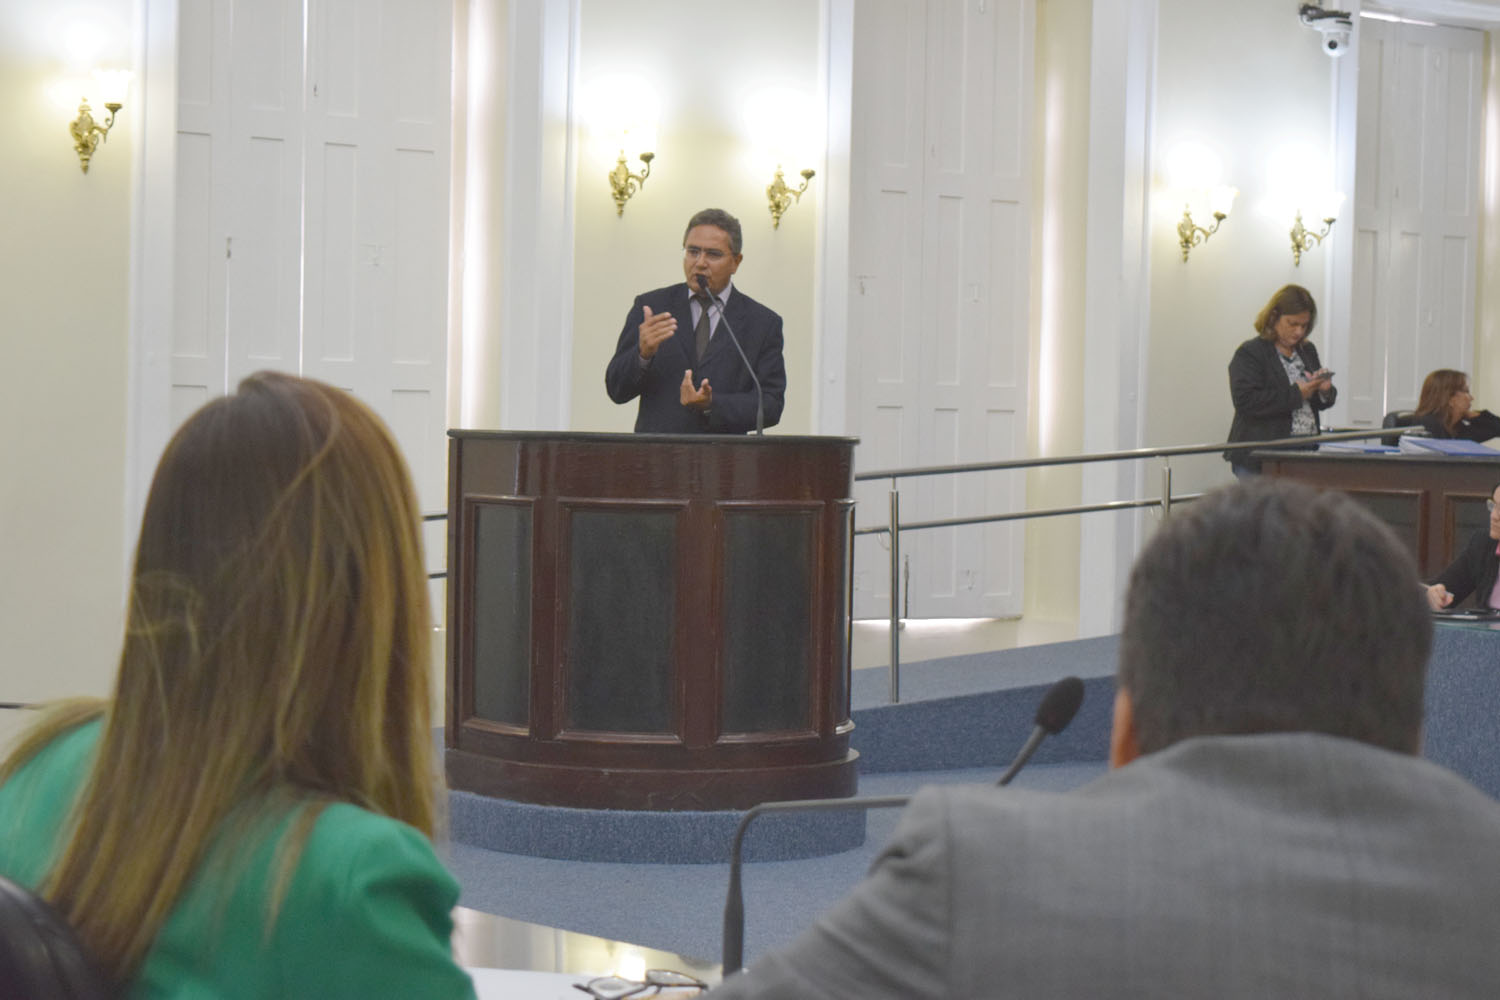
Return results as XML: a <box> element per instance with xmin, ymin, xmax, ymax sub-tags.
<box><xmin>444</xmin><ymin>431</ymin><xmax>859</xmax><ymax>811</ymax></box>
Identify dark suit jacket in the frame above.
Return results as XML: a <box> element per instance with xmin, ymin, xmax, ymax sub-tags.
<box><xmin>1419</xmin><ymin>409</ymin><xmax>1500</xmax><ymax>442</ymax></box>
<box><xmin>604</xmin><ymin>283</ymin><xmax>786</xmax><ymax>434</ymax></box>
<box><xmin>1433</xmin><ymin>525</ymin><xmax>1500</xmax><ymax>609</ymax></box>
<box><xmin>709</xmin><ymin>734</ymin><xmax>1500</xmax><ymax>999</ymax></box>
<box><xmin>1224</xmin><ymin>336</ymin><xmax>1335</xmax><ymax>470</ymax></box>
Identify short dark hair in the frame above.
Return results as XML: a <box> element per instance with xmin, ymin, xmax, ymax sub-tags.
<box><xmin>684</xmin><ymin>208</ymin><xmax>743</xmax><ymax>255</ymax></box>
<box><xmin>1254</xmin><ymin>284</ymin><xmax>1318</xmax><ymax>340</ymax></box>
<box><xmin>1119</xmin><ymin>478</ymin><xmax>1430</xmax><ymax>756</ymax></box>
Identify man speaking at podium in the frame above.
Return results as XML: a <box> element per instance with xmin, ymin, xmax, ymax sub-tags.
<box><xmin>710</xmin><ymin>479</ymin><xmax>1500</xmax><ymax>998</ymax></box>
<box><xmin>605</xmin><ymin>208</ymin><xmax>786</xmax><ymax>434</ymax></box>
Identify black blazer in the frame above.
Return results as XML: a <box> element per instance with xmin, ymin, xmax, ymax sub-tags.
<box><xmin>1433</xmin><ymin>526</ymin><xmax>1500</xmax><ymax>610</ymax></box>
<box><xmin>1224</xmin><ymin>337</ymin><xmax>1335</xmax><ymax>470</ymax></box>
<box><xmin>604</xmin><ymin>283</ymin><xmax>787</xmax><ymax>434</ymax></box>
<box><xmin>1419</xmin><ymin>410</ymin><xmax>1500</xmax><ymax>443</ymax></box>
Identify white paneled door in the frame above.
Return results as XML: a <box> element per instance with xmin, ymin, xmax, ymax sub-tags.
<box><xmin>848</xmin><ymin>0</ymin><xmax>1033</xmax><ymax>621</ymax></box>
<box><xmin>1347</xmin><ymin>17</ymin><xmax>1482</xmax><ymax>424</ymax></box>
<box><xmin>171</xmin><ymin>0</ymin><xmax>452</xmax><ymax>513</ymax></box>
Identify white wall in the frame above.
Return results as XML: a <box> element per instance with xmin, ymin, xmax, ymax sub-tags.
<box><xmin>0</xmin><ymin>0</ymin><xmax>135</xmax><ymax>702</ymax></box>
<box><xmin>1144</xmin><ymin>0</ymin><xmax>1339</xmax><ymax>496</ymax></box>
<box><xmin>1478</xmin><ymin>27</ymin><xmax>1500</xmax><ymax>399</ymax></box>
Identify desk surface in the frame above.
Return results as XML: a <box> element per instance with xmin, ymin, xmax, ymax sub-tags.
<box><xmin>453</xmin><ymin>906</ymin><xmax>718</xmax><ymax>996</ymax></box>
<box><xmin>1434</xmin><ymin>615</ymin><xmax>1500</xmax><ymax>633</ymax></box>
<box><xmin>1254</xmin><ymin>448</ymin><xmax>1500</xmax><ymax>466</ymax></box>
<box><xmin>468</xmin><ymin>967</ymin><xmax>602</xmax><ymax>998</ymax></box>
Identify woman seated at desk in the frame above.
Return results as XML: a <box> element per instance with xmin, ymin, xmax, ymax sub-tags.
<box><xmin>1427</xmin><ymin>482</ymin><xmax>1500</xmax><ymax>612</ymax></box>
<box><xmin>0</xmin><ymin>373</ymin><xmax>476</xmax><ymax>999</ymax></box>
<box><xmin>1414</xmin><ymin>369</ymin><xmax>1500</xmax><ymax>442</ymax></box>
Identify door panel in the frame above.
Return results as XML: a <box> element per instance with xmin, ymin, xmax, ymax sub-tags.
<box><xmin>850</xmin><ymin>0</ymin><xmax>1032</xmax><ymax>621</ymax></box>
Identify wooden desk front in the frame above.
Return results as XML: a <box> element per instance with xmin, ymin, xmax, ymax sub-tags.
<box><xmin>1256</xmin><ymin>450</ymin><xmax>1499</xmax><ymax>578</ymax></box>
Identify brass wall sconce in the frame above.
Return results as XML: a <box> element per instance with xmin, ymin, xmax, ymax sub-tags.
<box><xmin>1175</xmin><ymin>186</ymin><xmax>1236</xmax><ymax>262</ymax></box>
<box><xmin>1177</xmin><ymin>206</ymin><xmax>1226</xmax><ymax>262</ymax></box>
<box><xmin>767</xmin><ymin>166</ymin><xmax>815</xmax><ymax>229</ymax></box>
<box><xmin>1290</xmin><ymin>211</ymin><xmax>1335</xmax><ymax>266</ymax></box>
<box><xmin>70</xmin><ymin>97</ymin><xmax>124</xmax><ymax>174</ymax></box>
<box><xmin>609</xmin><ymin>150</ymin><xmax>654</xmax><ymax>216</ymax></box>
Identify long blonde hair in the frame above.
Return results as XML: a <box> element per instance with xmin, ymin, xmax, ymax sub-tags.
<box><xmin>0</xmin><ymin>372</ymin><xmax>437</xmax><ymax>984</ymax></box>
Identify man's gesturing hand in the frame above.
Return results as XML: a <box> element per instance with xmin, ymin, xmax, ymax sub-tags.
<box><xmin>638</xmin><ymin>305</ymin><xmax>678</xmax><ymax>360</ymax></box>
<box><xmin>681</xmin><ymin>369</ymin><xmax>712</xmax><ymax>410</ymax></box>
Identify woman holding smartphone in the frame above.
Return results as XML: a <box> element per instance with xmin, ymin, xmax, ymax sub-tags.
<box><xmin>1223</xmin><ymin>283</ymin><xmax>1336</xmax><ymax>477</ymax></box>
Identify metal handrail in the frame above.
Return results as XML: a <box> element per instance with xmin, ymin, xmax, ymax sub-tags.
<box><xmin>864</xmin><ymin>426</ymin><xmax>1421</xmax><ymax>701</ymax></box>
<box><xmin>854</xmin><ymin>493</ymin><xmax>1206</xmax><ymax>536</ymax></box>
<box><xmin>422</xmin><ymin>511</ymin><xmax>448</xmax><ymax>578</ymax></box>
<box><xmin>413</xmin><ymin>430</ymin><xmax>1425</xmax><ymax>700</ymax></box>
<box><xmin>853</xmin><ymin>426</ymin><xmax>1413</xmax><ymax>482</ymax></box>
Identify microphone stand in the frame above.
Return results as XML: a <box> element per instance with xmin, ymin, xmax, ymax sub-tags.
<box><xmin>722</xmin><ymin>795</ymin><xmax>911</xmax><ymax>974</ymax></box>
<box><xmin>997</xmin><ymin>675</ymin><xmax>1085</xmax><ymax>787</ymax></box>
<box><xmin>697</xmin><ymin>275</ymin><xmax>764</xmax><ymax>435</ymax></box>
<box><xmin>722</xmin><ymin>675</ymin><xmax>1087</xmax><ymax>975</ymax></box>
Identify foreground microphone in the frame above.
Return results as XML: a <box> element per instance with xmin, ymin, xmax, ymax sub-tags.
<box><xmin>722</xmin><ymin>678</ymin><xmax>1086</xmax><ymax>975</ymax></box>
<box><xmin>696</xmin><ymin>273</ymin><xmax>764</xmax><ymax>435</ymax></box>
<box><xmin>996</xmin><ymin>675</ymin><xmax>1085</xmax><ymax>786</ymax></box>
<box><xmin>722</xmin><ymin>794</ymin><xmax>910</xmax><ymax>975</ymax></box>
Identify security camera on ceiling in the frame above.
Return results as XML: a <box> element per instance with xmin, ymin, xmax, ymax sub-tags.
<box><xmin>1299</xmin><ymin>3</ymin><xmax>1354</xmax><ymax>58</ymax></box>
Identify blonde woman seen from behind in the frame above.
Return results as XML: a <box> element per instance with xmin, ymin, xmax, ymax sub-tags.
<box><xmin>0</xmin><ymin>373</ymin><xmax>475</xmax><ymax>999</ymax></box>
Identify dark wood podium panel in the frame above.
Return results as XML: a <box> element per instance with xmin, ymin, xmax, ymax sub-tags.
<box><xmin>1256</xmin><ymin>450</ymin><xmax>1499</xmax><ymax>578</ymax></box>
<box><xmin>445</xmin><ymin>431</ymin><xmax>858</xmax><ymax>810</ymax></box>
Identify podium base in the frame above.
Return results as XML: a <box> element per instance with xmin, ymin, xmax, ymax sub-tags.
<box><xmin>446</xmin><ymin>747</ymin><xmax>859</xmax><ymax>812</ymax></box>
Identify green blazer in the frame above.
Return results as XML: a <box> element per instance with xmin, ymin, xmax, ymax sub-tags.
<box><xmin>0</xmin><ymin>719</ymin><xmax>476</xmax><ymax>999</ymax></box>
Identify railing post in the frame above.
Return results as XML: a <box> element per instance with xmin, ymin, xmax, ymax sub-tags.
<box><xmin>1160</xmin><ymin>458</ymin><xmax>1172</xmax><ymax>521</ymax></box>
<box><xmin>889</xmin><ymin>482</ymin><xmax>901</xmax><ymax>703</ymax></box>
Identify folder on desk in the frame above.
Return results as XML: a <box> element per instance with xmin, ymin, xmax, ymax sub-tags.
<box><xmin>1399</xmin><ymin>437</ymin><xmax>1500</xmax><ymax>457</ymax></box>
<box><xmin>1318</xmin><ymin>442</ymin><xmax>1401</xmax><ymax>454</ymax></box>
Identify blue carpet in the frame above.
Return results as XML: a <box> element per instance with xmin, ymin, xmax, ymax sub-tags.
<box><xmin>446</xmin><ymin>760</ymin><xmax>1106</xmax><ymax>965</ymax></box>
<box><xmin>449</xmin><ymin>788</ymin><xmax>867</xmax><ymax>864</ymax></box>
<box><xmin>850</xmin><ymin>635</ymin><xmax>1120</xmax><ymax>708</ymax></box>
<box><xmin>446</xmin><ymin>635</ymin><xmax>1116</xmax><ymax>864</ymax></box>
<box><xmin>445</xmin><ymin>637</ymin><xmax>1117</xmax><ymax>961</ymax></box>
<box><xmin>444</xmin><ymin>625</ymin><xmax>1500</xmax><ymax>965</ymax></box>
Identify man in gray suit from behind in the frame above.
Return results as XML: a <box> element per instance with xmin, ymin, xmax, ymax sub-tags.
<box><xmin>709</xmin><ymin>478</ymin><xmax>1500</xmax><ymax>998</ymax></box>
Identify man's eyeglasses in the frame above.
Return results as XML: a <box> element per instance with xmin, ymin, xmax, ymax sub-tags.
<box><xmin>1488</xmin><ymin>499</ymin><xmax>1496</xmax><ymax>513</ymax></box>
<box><xmin>683</xmin><ymin>246</ymin><xmax>729</xmax><ymax>263</ymax></box>
<box><xmin>573</xmin><ymin>969</ymin><xmax>707</xmax><ymax>998</ymax></box>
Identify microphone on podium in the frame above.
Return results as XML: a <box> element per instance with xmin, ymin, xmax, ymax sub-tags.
<box><xmin>721</xmin><ymin>675</ymin><xmax>1087</xmax><ymax>974</ymax></box>
<box><xmin>696</xmin><ymin>273</ymin><xmax>764</xmax><ymax>435</ymax></box>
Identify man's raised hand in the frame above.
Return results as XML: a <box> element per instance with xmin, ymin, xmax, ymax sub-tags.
<box><xmin>638</xmin><ymin>305</ymin><xmax>678</xmax><ymax>360</ymax></box>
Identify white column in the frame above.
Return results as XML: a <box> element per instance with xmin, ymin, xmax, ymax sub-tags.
<box><xmin>126</xmin><ymin>0</ymin><xmax>180</xmax><ymax>553</ymax></box>
<box><xmin>1078</xmin><ymin>0</ymin><xmax>1157</xmax><ymax>637</ymax></box>
<box><xmin>494</xmin><ymin>0</ymin><xmax>579</xmax><ymax>431</ymax></box>
<box><xmin>815</xmin><ymin>0</ymin><xmax>854</xmax><ymax>436</ymax></box>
